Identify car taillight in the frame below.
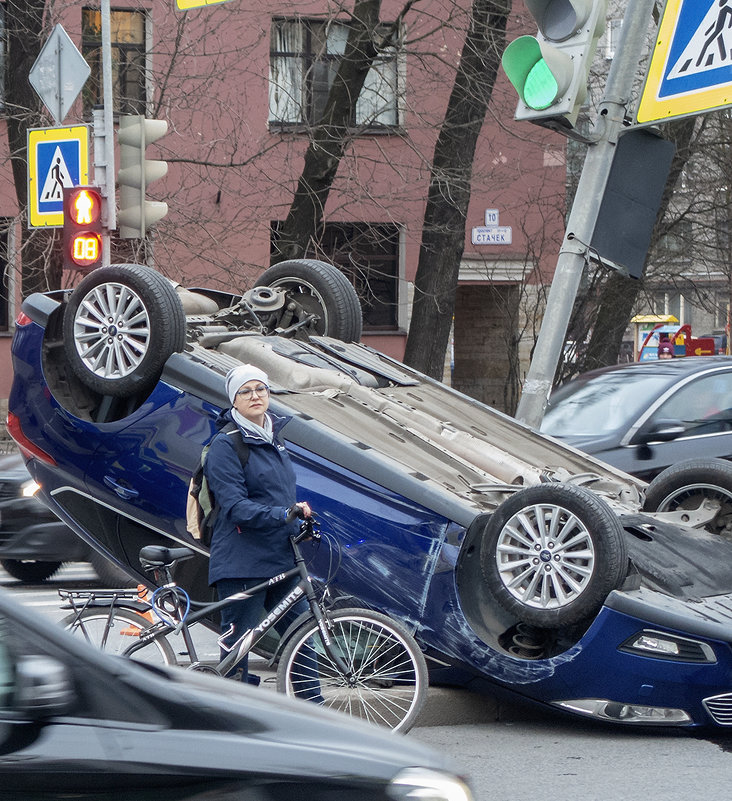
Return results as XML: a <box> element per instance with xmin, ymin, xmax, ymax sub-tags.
<box><xmin>15</xmin><ymin>311</ymin><xmax>33</xmax><ymax>326</ymax></box>
<box><xmin>6</xmin><ymin>412</ymin><xmax>56</xmax><ymax>466</ymax></box>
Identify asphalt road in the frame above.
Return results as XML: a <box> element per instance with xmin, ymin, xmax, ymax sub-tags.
<box><xmin>412</xmin><ymin>717</ymin><xmax>732</xmax><ymax>801</ymax></box>
<box><xmin>5</xmin><ymin>562</ymin><xmax>732</xmax><ymax>801</ymax></box>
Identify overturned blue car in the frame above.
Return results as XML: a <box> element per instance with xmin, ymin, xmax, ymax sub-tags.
<box><xmin>10</xmin><ymin>262</ymin><xmax>732</xmax><ymax>729</ymax></box>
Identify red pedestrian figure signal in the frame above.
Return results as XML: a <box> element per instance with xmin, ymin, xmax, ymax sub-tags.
<box><xmin>63</xmin><ymin>186</ymin><xmax>104</xmax><ymax>271</ymax></box>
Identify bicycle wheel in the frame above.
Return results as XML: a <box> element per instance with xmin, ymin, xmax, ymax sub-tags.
<box><xmin>61</xmin><ymin>608</ymin><xmax>177</xmax><ymax>667</ymax></box>
<box><xmin>276</xmin><ymin>608</ymin><xmax>428</xmax><ymax>733</ymax></box>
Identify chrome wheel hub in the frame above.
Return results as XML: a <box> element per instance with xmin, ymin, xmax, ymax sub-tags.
<box><xmin>73</xmin><ymin>282</ymin><xmax>151</xmax><ymax>379</ymax></box>
<box><xmin>496</xmin><ymin>503</ymin><xmax>596</xmax><ymax>610</ymax></box>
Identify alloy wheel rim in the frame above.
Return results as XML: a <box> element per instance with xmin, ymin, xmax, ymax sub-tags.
<box><xmin>73</xmin><ymin>282</ymin><xmax>151</xmax><ymax>379</ymax></box>
<box><xmin>496</xmin><ymin>503</ymin><xmax>596</xmax><ymax>610</ymax></box>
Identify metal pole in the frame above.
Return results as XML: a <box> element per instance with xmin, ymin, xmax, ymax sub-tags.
<box><xmin>95</xmin><ymin>0</ymin><xmax>116</xmax><ymax>266</ymax></box>
<box><xmin>514</xmin><ymin>0</ymin><xmax>656</xmax><ymax>428</ymax></box>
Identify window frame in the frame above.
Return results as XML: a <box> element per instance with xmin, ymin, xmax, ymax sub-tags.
<box><xmin>81</xmin><ymin>7</ymin><xmax>149</xmax><ymax>117</ymax></box>
<box><xmin>268</xmin><ymin>16</ymin><xmax>403</xmax><ymax>132</ymax></box>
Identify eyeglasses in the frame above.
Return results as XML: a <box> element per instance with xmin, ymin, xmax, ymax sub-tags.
<box><xmin>236</xmin><ymin>384</ymin><xmax>269</xmax><ymax>399</ymax></box>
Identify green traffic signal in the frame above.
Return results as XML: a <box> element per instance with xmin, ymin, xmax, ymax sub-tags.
<box><xmin>501</xmin><ymin>0</ymin><xmax>607</xmax><ymax>131</ymax></box>
<box><xmin>502</xmin><ymin>36</ymin><xmax>571</xmax><ymax>111</ymax></box>
<box><xmin>525</xmin><ymin>60</ymin><xmax>558</xmax><ymax>110</ymax></box>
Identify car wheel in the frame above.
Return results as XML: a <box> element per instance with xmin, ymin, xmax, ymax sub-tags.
<box><xmin>643</xmin><ymin>458</ymin><xmax>732</xmax><ymax>538</ymax></box>
<box><xmin>255</xmin><ymin>259</ymin><xmax>363</xmax><ymax>342</ymax></box>
<box><xmin>89</xmin><ymin>552</ymin><xmax>136</xmax><ymax>588</ymax></box>
<box><xmin>62</xmin><ymin>264</ymin><xmax>186</xmax><ymax>397</ymax></box>
<box><xmin>0</xmin><ymin>559</ymin><xmax>63</xmax><ymax>583</ymax></box>
<box><xmin>480</xmin><ymin>484</ymin><xmax>629</xmax><ymax>628</ymax></box>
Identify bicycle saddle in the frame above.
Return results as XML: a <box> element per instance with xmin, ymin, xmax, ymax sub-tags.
<box><xmin>139</xmin><ymin>545</ymin><xmax>195</xmax><ymax>567</ymax></box>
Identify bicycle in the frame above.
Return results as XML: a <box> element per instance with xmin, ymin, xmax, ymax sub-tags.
<box><xmin>60</xmin><ymin>516</ymin><xmax>428</xmax><ymax>733</ymax></box>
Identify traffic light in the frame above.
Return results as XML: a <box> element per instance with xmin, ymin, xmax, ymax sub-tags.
<box><xmin>117</xmin><ymin>114</ymin><xmax>169</xmax><ymax>239</ymax></box>
<box><xmin>63</xmin><ymin>186</ymin><xmax>104</xmax><ymax>271</ymax></box>
<box><xmin>502</xmin><ymin>0</ymin><xmax>607</xmax><ymax>132</ymax></box>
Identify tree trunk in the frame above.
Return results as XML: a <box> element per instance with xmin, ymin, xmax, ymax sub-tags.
<box><xmin>403</xmin><ymin>0</ymin><xmax>510</xmax><ymax>379</ymax></box>
<box><xmin>5</xmin><ymin>0</ymin><xmax>58</xmax><ymax>296</ymax></box>
<box><xmin>271</xmin><ymin>0</ymin><xmax>383</xmax><ymax>263</ymax></box>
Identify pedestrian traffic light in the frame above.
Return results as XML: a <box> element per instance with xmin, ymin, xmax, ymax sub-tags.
<box><xmin>63</xmin><ymin>186</ymin><xmax>104</xmax><ymax>271</ymax></box>
<box><xmin>117</xmin><ymin>114</ymin><xmax>169</xmax><ymax>239</ymax></box>
<box><xmin>501</xmin><ymin>0</ymin><xmax>607</xmax><ymax>132</ymax></box>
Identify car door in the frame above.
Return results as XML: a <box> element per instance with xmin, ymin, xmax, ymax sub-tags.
<box><xmin>624</xmin><ymin>368</ymin><xmax>732</xmax><ymax>478</ymax></box>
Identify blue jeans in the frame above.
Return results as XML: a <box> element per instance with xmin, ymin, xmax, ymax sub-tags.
<box><xmin>216</xmin><ymin>576</ymin><xmax>323</xmax><ymax>702</ymax></box>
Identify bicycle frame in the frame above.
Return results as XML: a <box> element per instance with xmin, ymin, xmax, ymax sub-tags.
<box><xmin>122</xmin><ymin>535</ymin><xmax>351</xmax><ymax>680</ymax></box>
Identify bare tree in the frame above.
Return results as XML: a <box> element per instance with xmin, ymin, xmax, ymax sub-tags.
<box><xmin>403</xmin><ymin>0</ymin><xmax>511</xmax><ymax>378</ymax></box>
<box><xmin>272</xmin><ymin>0</ymin><xmax>408</xmax><ymax>263</ymax></box>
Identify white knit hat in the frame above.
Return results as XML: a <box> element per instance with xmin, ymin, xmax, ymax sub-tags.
<box><xmin>225</xmin><ymin>364</ymin><xmax>269</xmax><ymax>404</ymax></box>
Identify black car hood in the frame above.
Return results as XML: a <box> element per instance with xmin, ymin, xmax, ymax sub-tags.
<box><xmin>0</xmin><ymin>588</ymin><xmax>458</xmax><ymax>787</ymax></box>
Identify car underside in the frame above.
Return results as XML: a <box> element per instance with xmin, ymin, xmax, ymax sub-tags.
<box><xmin>10</xmin><ymin>262</ymin><xmax>732</xmax><ymax>728</ymax></box>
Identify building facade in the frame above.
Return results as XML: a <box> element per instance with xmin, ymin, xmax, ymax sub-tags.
<box><xmin>0</xmin><ymin>0</ymin><xmax>567</xmax><ymax>413</ymax></box>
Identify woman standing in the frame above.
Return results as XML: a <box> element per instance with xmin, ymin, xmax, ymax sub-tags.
<box><xmin>204</xmin><ymin>363</ymin><xmax>317</xmax><ymax>694</ymax></box>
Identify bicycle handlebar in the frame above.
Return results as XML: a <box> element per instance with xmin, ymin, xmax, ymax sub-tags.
<box><xmin>291</xmin><ymin>517</ymin><xmax>319</xmax><ymax>545</ymax></box>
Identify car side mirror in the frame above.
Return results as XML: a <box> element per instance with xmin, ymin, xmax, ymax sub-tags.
<box><xmin>14</xmin><ymin>655</ymin><xmax>75</xmax><ymax>718</ymax></box>
<box><xmin>634</xmin><ymin>418</ymin><xmax>686</xmax><ymax>446</ymax></box>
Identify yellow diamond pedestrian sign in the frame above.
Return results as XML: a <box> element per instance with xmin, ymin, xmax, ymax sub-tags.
<box><xmin>176</xmin><ymin>0</ymin><xmax>235</xmax><ymax>9</ymax></box>
<box><xmin>637</xmin><ymin>0</ymin><xmax>732</xmax><ymax>124</ymax></box>
<box><xmin>27</xmin><ymin>126</ymin><xmax>89</xmax><ymax>228</ymax></box>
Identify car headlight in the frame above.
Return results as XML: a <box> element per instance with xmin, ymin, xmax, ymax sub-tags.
<box><xmin>21</xmin><ymin>479</ymin><xmax>41</xmax><ymax>498</ymax></box>
<box><xmin>388</xmin><ymin>768</ymin><xmax>473</xmax><ymax>801</ymax></box>
<box><xmin>619</xmin><ymin>629</ymin><xmax>716</xmax><ymax>663</ymax></box>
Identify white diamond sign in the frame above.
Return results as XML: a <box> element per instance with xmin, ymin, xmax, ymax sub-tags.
<box><xmin>29</xmin><ymin>25</ymin><xmax>91</xmax><ymax>125</ymax></box>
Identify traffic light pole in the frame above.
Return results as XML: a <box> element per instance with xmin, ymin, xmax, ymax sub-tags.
<box><xmin>92</xmin><ymin>0</ymin><xmax>116</xmax><ymax>267</ymax></box>
<box><xmin>514</xmin><ymin>0</ymin><xmax>656</xmax><ymax>428</ymax></box>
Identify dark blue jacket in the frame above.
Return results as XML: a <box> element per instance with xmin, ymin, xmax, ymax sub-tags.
<box><xmin>204</xmin><ymin>409</ymin><xmax>299</xmax><ymax>585</ymax></box>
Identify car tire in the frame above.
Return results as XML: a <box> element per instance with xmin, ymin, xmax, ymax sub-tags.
<box><xmin>480</xmin><ymin>484</ymin><xmax>629</xmax><ymax>628</ymax></box>
<box><xmin>62</xmin><ymin>264</ymin><xmax>186</xmax><ymax>398</ymax></box>
<box><xmin>0</xmin><ymin>559</ymin><xmax>63</xmax><ymax>583</ymax></box>
<box><xmin>255</xmin><ymin>259</ymin><xmax>363</xmax><ymax>342</ymax></box>
<box><xmin>89</xmin><ymin>552</ymin><xmax>136</xmax><ymax>588</ymax></box>
<box><xmin>643</xmin><ymin>458</ymin><xmax>732</xmax><ymax>538</ymax></box>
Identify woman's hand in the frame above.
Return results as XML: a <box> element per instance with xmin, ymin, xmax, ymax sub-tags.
<box><xmin>287</xmin><ymin>502</ymin><xmax>312</xmax><ymax>520</ymax></box>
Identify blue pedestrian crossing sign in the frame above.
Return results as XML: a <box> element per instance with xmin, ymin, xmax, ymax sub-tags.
<box><xmin>637</xmin><ymin>0</ymin><xmax>732</xmax><ymax>124</ymax></box>
<box><xmin>27</xmin><ymin>126</ymin><xmax>90</xmax><ymax>228</ymax></box>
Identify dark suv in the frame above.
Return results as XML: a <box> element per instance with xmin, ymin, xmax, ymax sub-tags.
<box><xmin>0</xmin><ymin>449</ymin><xmax>131</xmax><ymax>584</ymax></box>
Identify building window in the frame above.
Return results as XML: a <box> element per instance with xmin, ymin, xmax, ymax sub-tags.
<box><xmin>657</xmin><ymin>218</ymin><xmax>693</xmax><ymax>257</ymax></box>
<box><xmin>82</xmin><ymin>8</ymin><xmax>147</xmax><ymax>115</ymax></box>
<box><xmin>269</xmin><ymin>18</ymin><xmax>401</xmax><ymax>129</ymax></box>
<box><xmin>271</xmin><ymin>222</ymin><xmax>401</xmax><ymax>331</ymax></box>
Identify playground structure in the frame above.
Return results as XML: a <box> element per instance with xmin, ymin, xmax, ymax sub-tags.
<box><xmin>631</xmin><ymin>315</ymin><xmax>719</xmax><ymax>361</ymax></box>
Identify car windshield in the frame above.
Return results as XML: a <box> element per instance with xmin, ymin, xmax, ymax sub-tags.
<box><xmin>541</xmin><ymin>371</ymin><xmax>672</xmax><ymax>437</ymax></box>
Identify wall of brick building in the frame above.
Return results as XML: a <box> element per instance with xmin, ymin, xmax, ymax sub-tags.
<box><xmin>452</xmin><ymin>283</ymin><xmax>520</xmax><ymax>414</ymax></box>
